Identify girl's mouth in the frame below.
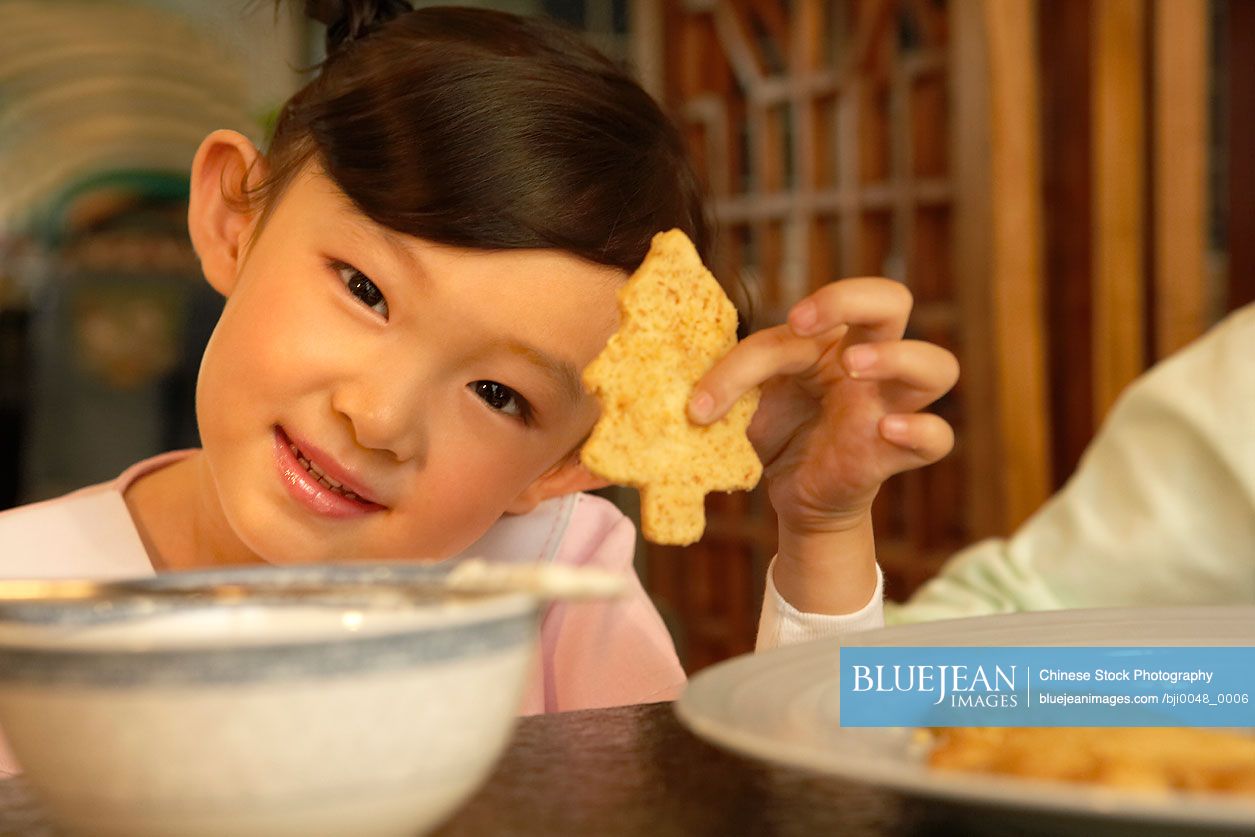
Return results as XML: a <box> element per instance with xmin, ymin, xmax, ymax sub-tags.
<box><xmin>288</xmin><ymin>441</ymin><xmax>365</xmax><ymax>501</ymax></box>
<box><xmin>273</xmin><ymin>427</ymin><xmax>385</xmax><ymax>516</ymax></box>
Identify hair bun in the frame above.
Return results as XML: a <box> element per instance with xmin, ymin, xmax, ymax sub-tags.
<box><xmin>304</xmin><ymin>0</ymin><xmax>413</xmax><ymax>56</ymax></box>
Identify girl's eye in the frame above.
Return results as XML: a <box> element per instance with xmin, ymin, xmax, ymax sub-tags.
<box><xmin>471</xmin><ymin>380</ymin><xmax>530</xmax><ymax>421</ymax></box>
<box><xmin>332</xmin><ymin>261</ymin><xmax>388</xmax><ymax>318</ymax></box>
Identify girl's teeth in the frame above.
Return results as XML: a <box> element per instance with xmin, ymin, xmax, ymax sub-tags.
<box><xmin>290</xmin><ymin>443</ymin><xmax>358</xmax><ymax>500</ymax></box>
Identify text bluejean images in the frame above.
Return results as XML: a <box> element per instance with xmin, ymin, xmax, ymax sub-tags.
<box><xmin>839</xmin><ymin>647</ymin><xmax>1255</xmax><ymax>727</ymax></box>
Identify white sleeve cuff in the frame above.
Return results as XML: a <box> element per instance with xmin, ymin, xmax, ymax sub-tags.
<box><xmin>755</xmin><ymin>556</ymin><xmax>885</xmax><ymax>651</ymax></box>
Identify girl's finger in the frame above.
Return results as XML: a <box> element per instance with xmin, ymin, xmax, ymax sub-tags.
<box><xmin>842</xmin><ymin>340</ymin><xmax>960</xmax><ymax>412</ymax></box>
<box><xmin>878</xmin><ymin>413</ymin><xmax>956</xmax><ymax>468</ymax></box>
<box><xmin>788</xmin><ymin>278</ymin><xmax>913</xmax><ymax>343</ymax></box>
<box><xmin>689</xmin><ymin>324</ymin><xmax>826</xmax><ymax>424</ymax></box>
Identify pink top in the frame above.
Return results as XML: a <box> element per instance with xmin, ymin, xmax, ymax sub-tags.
<box><xmin>0</xmin><ymin>451</ymin><xmax>686</xmax><ymax>775</ymax></box>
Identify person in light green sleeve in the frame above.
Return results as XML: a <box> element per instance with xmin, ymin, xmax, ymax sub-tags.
<box><xmin>889</xmin><ymin>302</ymin><xmax>1254</xmax><ymax>623</ymax></box>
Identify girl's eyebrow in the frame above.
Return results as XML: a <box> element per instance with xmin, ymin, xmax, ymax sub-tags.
<box><xmin>339</xmin><ymin>214</ymin><xmax>428</xmax><ymax>279</ymax></box>
<box><xmin>499</xmin><ymin>339</ymin><xmax>584</xmax><ymax>404</ymax></box>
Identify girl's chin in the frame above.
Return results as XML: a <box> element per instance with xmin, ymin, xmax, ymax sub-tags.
<box><xmin>231</xmin><ymin>524</ymin><xmax>456</xmax><ymax>566</ymax></box>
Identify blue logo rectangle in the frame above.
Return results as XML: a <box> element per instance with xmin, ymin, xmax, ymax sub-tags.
<box><xmin>839</xmin><ymin>647</ymin><xmax>1255</xmax><ymax>727</ymax></box>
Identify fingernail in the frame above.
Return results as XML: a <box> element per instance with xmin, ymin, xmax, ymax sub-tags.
<box><xmin>881</xmin><ymin>415</ymin><xmax>909</xmax><ymax>440</ymax></box>
<box><xmin>689</xmin><ymin>391</ymin><xmax>714</xmax><ymax>422</ymax></box>
<box><xmin>789</xmin><ymin>301</ymin><xmax>817</xmax><ymax>334</ymax></box>
<box><xmin>844</xmin><ymin>344</ymin><xmax>876</xmax><ymax>376</ymax></box>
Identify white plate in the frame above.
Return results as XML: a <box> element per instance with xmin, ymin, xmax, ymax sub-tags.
<box><xmin>676</xmin><ymin>606</ymin><xmax>1255</xmax><ymax>834</ymax></box>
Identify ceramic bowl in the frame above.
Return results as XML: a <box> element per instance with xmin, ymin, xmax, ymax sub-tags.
<box><xmin>0</xmin><ymin>563</ymin><xmax>541</xmax><ymax>837</ymax></box>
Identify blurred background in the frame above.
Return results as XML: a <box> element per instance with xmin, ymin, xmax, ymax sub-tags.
<box><xmin>0</xmin><ymin>0</ymin><xmax>1248</xmax><ymax>672</ymax></box>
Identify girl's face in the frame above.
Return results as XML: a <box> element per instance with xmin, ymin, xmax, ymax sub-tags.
<box><xmin>195</xmin><ymin>164</ymin><xmax>623</xmax><ymax>564</ymax></box>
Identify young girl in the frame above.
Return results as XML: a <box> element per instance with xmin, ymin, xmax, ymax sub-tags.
<box><xmin>0</xmin><ymin>2</ymin><xmax>957</xmax><ymax>730</ymax></box>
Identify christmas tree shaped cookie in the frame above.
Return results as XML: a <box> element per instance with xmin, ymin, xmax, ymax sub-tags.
<box><xmin>581</xmin><ymin>229</ymin><xmax>762</xmax><ymax>545</ymax></box>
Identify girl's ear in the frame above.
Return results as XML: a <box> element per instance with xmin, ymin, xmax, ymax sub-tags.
<box><xmin>506</xmin><ymin>455</ymin><xmax>612</xmax><ymax>515</ymax></box>
<box><xmin>187</xmin><ymin>130</ymin><xmax>266</xmax><ymax>297</ymax></box>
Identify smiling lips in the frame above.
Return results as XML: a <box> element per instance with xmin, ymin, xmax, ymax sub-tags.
<box><xmin>273</xmin><ymin>427</ymin><xmax>386</xmax><ymax>517</ymax></box>
<box><xmin>291</xmin><ymin>442</ymin><xmax>365</xmax><ymax>500</ymax></box>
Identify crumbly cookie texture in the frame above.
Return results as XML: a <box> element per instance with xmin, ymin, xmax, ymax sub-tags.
<box><xmin>929</xmin><ymin>727</ymin><xmax>1255</xmax><ymax>795</ymax></box>
<box><xmin>581</xmin><ymin>229</ymin><xmax>762</xmax><ymax>546</ymax></box>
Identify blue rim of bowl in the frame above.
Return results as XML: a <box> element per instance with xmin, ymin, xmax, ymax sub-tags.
<box><xmin>0</xmin><ymin>563</ymin><xmax>540</xmax><ymax>686</ymax></box>
<box><xmin>0</xmin><ymin>562</ymin><xmax>506</xmax><ymax>625</ymax></box>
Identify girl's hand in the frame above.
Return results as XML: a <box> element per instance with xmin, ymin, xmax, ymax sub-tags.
<box><xmin>687</xmin><ymin>278</ymin><xmax>959</xmax><ymax>613</ymax></box>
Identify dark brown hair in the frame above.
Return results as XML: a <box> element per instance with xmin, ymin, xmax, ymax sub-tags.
<box><xmin>247</xmin><ymin>1</ymin><xmax>711</xmax><ymax>273</ymax></box>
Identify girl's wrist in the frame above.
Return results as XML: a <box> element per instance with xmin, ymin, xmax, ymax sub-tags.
<box><xmin>772</xmin><ymin>513</ymin><xmax>879</xmax><ymax>615</ymax></box>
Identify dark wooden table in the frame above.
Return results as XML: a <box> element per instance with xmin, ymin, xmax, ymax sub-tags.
<box><xmin>433</xmin><ymin>701</ymin><xmax>946</xmax><ymax>836</ymax></box>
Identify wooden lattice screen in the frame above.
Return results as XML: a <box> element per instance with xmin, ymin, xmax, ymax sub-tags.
<box><xmin>638</xmin><ymin>0</ymin><xmax>1224</xmax><ymax>672</ymax></box>
<box><xmin>646</xmin><ymin>0</ymin><xmax>965</xmax><ymax>670</ymax></box>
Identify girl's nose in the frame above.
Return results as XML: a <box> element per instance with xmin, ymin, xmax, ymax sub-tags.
<box><xmin>330</xmin><ymin>373</ymin><xmax>428</xmax><ymax>464</ymax></box>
